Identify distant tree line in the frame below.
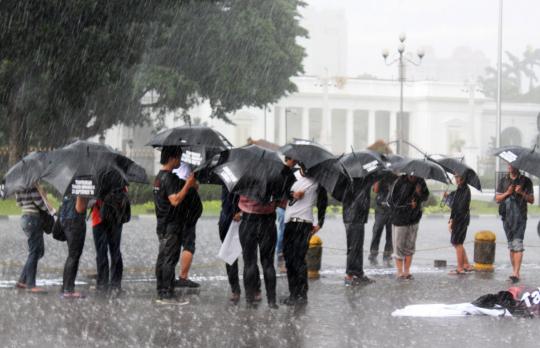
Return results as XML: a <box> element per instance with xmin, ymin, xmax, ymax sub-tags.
<box><xmin>0</xmin><ymin>0</ymin><xmax>307</xmax><ymax>165</ymax></box>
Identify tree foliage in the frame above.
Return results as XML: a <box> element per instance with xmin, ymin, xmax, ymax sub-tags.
<box><xmin>0</xmin><ymin>0</ymin><xmax>307</xmax><ymax>165</ymax></box>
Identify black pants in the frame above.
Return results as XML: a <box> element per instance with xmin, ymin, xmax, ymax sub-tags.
<box><xmin>283</xmin><ymin>222</ymin><xmax>312</xmax><ymax>300</ymax></box>
<box><xmin>239</xmin><ymin>213</ymin><xmax>277</xmax><ymax>303</ymax></box>
<box><xmin>155</xmin><ymin>224</ymin><xmax>183</xmax><ymax>298</ymax></box>
<box><xmin>62</xmin><ymin>216</ymin><xmax>86</xmax><ymax>292</ymax></box>
<box><xmin>345</xmin><ymin>222</ymin><xmax>365</xmax><ymax>277</ymax></box>
<box><xmin>370</xmin><ymin>209</ymin><xmax>393</xmax><ymax>258</ymax></box>
<box><xmin>93</xmin><ymin>222</ymin><xmax>123</xmax><ymax>289</ymax></box>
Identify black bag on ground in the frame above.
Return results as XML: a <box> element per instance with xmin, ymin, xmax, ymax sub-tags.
<box><xmin>100</xmin><ymin>189</ymin><xmax>131</xmax><ymax>225</ymax></box>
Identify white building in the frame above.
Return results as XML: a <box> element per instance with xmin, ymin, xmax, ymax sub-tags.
<box><xmin>99</xmin><ymin>75</ymin><xmax>540</xmax><ymax>180</ymax></box>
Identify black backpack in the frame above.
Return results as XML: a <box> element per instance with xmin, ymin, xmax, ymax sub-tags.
<box><xmin>100</xmin><ymin>189</ymin><xmax>131</xmax><ymax>225</ymax></box>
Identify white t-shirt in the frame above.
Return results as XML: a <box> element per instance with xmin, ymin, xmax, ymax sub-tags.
<box><xmin>284</xmin><ymin>171</ymin><xmax>319</xmax><ymax>224</ymax></box>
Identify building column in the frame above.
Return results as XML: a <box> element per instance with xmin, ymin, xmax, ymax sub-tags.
<box><xmin>390</xmin><ymin>111</ymin><xmax>398</xmax><ymax>142</ymax></box>
<box><xmin>301</xmin><ymin>108</ymin><xmax>310</xmax><ymax>140</ymax></box>
<box><xmin>278</xmin><ymin>106</ymin><xmax>286</xmax><ymax>145</ymax></box>
<box><xmin>345</xmin><ymin>109</ymin><xmax>354</xmax><ymax>151</ymax></box>
<box><xmin>368</xmin><ymin>110</ymin><xmax>376</xmax><ymax>145</ymax></box>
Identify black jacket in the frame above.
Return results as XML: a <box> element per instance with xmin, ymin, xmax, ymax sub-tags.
<box><xmin>342</xmin><ymin>177</ymin><xmax>375</xmax><ymax>224</ymax></box>
<box><xmin>389</xmin><ymin>176</ymin><xmax>429</xmax><ymax>226</ymax></box>
<box><xmin>450</xmin><ymin>184</ymin><xmax>471</xmax><ymax>226</ymax></box>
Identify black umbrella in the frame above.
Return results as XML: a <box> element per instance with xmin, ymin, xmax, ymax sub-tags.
<box><xmin>493</xmin><ymin>145</ymin><xmax>540</xmax><ymax>177</ymax></box>
<box><xmin>388</xmin><ymin>157</ymin><xmax>449</xmax><ymax>184</ymax></box>
<box><xmin>147</xmin><ymin>126</ymin><xmax>233</xmax><ymax>168</ymax></box>
<box><xmin>211</xmin><ymin>145</ymin><xmax>295</xmax><ymax>202</ymax></box>
<box><xmin>9</xmin><ymin>140</ymin><xmax>149</xmax><ymax>197</ymax></box>
<box><xmin>339</xmin><ymin>150</ymin><xmax>386</xmax><ymax>178</ymax></box>
<box><xmin>305</xmin><ymin>160</ymin><xmax>351</xmax><ymax>202</ymax></box>
<box><xmin>279</xmin><ymin>140</ymin><xmax>335</xmax><ymax>170</ymax></box>
<box><xmin>436</xmin><ymin>157</ymin><xmax>482</xmax><ymax>191</ymax></box>
<box><xmin>2</xmin><ymin>152</ymin><xmax>49</xmax><ymax>197</ymax></box>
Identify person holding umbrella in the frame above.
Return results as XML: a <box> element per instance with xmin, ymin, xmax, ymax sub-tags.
<box><xmin>369</xmin><ymin>175</ymin><xmax>395</xmax><ymax>267</ymax></box>
<box><xmin>281</xmin><ymin>163</ymin><xmax>327</xmax><ymax>305</ymax></box>
<box><xmin>153</xmin><ymin>146</ymin><xmax>198</xmax><ymax>303</ymax></box>
<box><xmin>389</xmin><ymin>174</ymin><xmax>429</xmax><ymax>280</ymax></box>
<box><xmin>495</xmin><ymin>164</ymin><xmax>534</xmax><ymax>284</ymax></box>
<box><xmin>444</xmin><ymin>173</ymin><xmax>473</xmax><ymax>275</ymax></box>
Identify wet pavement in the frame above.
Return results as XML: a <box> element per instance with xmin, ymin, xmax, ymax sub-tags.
<box><xmin>1</xmin><ymin>216</ymin><xmax>540</xmax><ymax>348</ymax></box>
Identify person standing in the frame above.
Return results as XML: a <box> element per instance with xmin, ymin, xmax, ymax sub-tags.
<box><xmin>342</xmin><ymin>176</ymin><xmax>376</xmax><ymax>286</ymax></box>
<box><xmin>153</xmin><ymin>147</ymin><xmax>198</xmax><ymax>303</ymax></box>
<box><xmin>389</xmin><ymin>175</ymin><xmax>429</xmax><ymax>280</ymax></box>
<box><xmin>238</xmin><ymin>195</ymin><xmax>280</xmax><ymax>308</ymax></box>
<box><xmin>445</xmin><ymin>173</ymin><xmax>473</xmax><ymax>275</ymax></box>
<box><xmin>276</xmin><ymin>157</ymin><xmax>298</xmax><ymax>273</ymax></box>
<box><xmin>173</xmin><ymin>161</ymin><xmax>203</xmax><ymax>288</ymax></box>
<box><xmin>369</xmin><ymin>176</ymin><xmax>394</xmax><ymax>267</ymax></box>
<box><xmin>15</xmin><ymin>185</ymin><xmax>51</xmax><ymax>293</ymax></box>
<box><xmin>495</xmin><ymin>164</ymin><xmax>534</xmax><ymax>284</ymax></box>
<box><xmin>281</xmin><ymin>166</ymin><xmax>327</xmax><ymax>305</ymax></box>
<box><xmin>60</xmin><ymin>193</ymin><xmax>89</xmax><ymax>298</ymax></box>
<box><xmin>91</xmin><ymin>170</ymin><xmax>130</xmax><ymax>293</ymax></box>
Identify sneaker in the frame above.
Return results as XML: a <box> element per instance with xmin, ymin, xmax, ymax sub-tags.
<box><xmin>61</xmin><ymin>291</ymin><xmax>86</xmax><ymax>299</ymax></box>
<box><xmin>295</xmin><ymin>297</ymin><xmax>308</xmax><ymax>306</ymax></box>
<box><xmin>354</xmin><ymin>275</ymin><xmax>375</xmax><ymax>285</ymax></box>
<box><xmin>383</xmin><ymin>257</ymin><xmax>393</xmax><ymax>268</ymax></box>
<box><xmin>15</xmin><ymin>282</ymin><xmax>26</xmax><ymax>289</ymax></box>
<box><xmin>281</xmin><ymin>297</ymin><xmax>297</xmax><ymax>306</ymax></box>
<box><xmin>174</xmin><ymin>278</ymin><xmax>200</xmax><ymax>288</ymax></box>
<box><xmin>229</xmin><ymin>292</ymin><xmax>241</xmax><ymax>303</ymax></box>
<box><xmin>253</xmin><ymin>291</ymin><xmax>262</xmax><ymax>302</ymax></box>
<box><xmin>156</xmin><ymin>297</ymin><xmax>189</xmax><ymax>306</ymax></box>
<box><xmin>268</xmin><ymin>302</ymin><xmax>279</xmax><ymax>309</ymax></box>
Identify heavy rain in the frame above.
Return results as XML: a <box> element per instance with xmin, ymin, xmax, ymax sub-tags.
<box><xmin>1</xmin><ymin>0</ymin><xmax>540</xmax><ymax>347</ymax></box>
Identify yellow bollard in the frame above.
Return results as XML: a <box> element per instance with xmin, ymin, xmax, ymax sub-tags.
<box><xmin>473</xmin><ymin>231</ymin><xmax>496</xmax><ymax>272</ymax></box>
<box><xmin>306</xmin><ymin>234</ymin><xmax>323</xmax><ymax>279</ymax></box>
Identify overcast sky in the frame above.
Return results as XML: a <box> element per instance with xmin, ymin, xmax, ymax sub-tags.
<box><xmin>301</xmin><ymin>0</ymin><xmax>540</xmax><ymax>78</ymax></box>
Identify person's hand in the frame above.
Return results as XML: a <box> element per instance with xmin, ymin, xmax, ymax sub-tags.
<box><xmin>443</xmin><ymin>192</ymin><xmax>449</xmax><ymax>199</ymax></box>
<box><xmin>185</xmin><ymin>174</ymin><xmax>197</xmax><ymax>189</ymax></box>
<box><xmin>448</xmin><ymin>219</ymin><xmax>453</xmax><ymax>233</ymax></box>
<box><xmin>515</xmin><ymin>185</ymin><xmax>523</xmax><ymax>194</ymax></box>
<box><xmin>506</xmin><ymin>185</ymin><xmax>514</xmax><ymax>195</ymax></box>
<box><xmin>293</xmin><ymin>191</ymin><xmax>304</xmax><ymax>200</ymax></box>
<box><xmin>311</xmin><ymin>225</ymin><xmax>321</xmax><ymax>234</ymax></box>
<box><xmin>415</xmin><ymin>184</ymin><xmax>423</xmax><ymax>194</ymax></box>
<box><xmin>233</xmin><ymin>212</ymin><xmax>242</xmax><ymax>222</ymax></box>
<box><xmin>411</xmin><ymin>199</ymin><xmax>417</xmax><ymax>209</ymax></box>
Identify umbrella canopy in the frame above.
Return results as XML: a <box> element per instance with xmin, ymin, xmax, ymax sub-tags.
<box><xmin>493</xmin><ymin>145</ymin><xmax>540</xmax><ymax>177</ymax></box>
<box><xmin>339</xmin><ymin>150</ymin><xmax>386</xmax><ymax>178</ymax></box>
<box><xmin>279</xmin><ymin>140</ymin><xmax>335</xmax><ymax>170</ymax></box>
<box><xmin>304</xmin><ymin>160</ymin><xmax>351</xmax><ymax>202</ymax></box>
<box><xmin>2</xmin><ymin>152</ymin><xmax>49</xmax><ymax>197</ymax></box>
<box><xmin>4</xmin><ymin>140</ymin><xmax>148</xmax><ymax>197</ymax></box>
<box><xmin>436</xmin><ymin>157</ymin><xmax>482</xmax><ymax>191</ymax></box>
<box><xmin>388</xmin><ymin>157</ymin><xmax>449</xmax><ymax>184</ymax></box>
<box><xmin>211</xmin><ymin>145</ymin><xmax>295</xmax><ymax>202</ymax></box>
<box><xmin>147</xmin><ymin>126</ymin><xmax>233</xmax><ymax>167</ymax></box>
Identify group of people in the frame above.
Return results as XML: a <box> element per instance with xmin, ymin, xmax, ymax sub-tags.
<box><xmin>13</xmin><ymin>145</ymin><xmax>535</xmax><ymax>306</ymax></box>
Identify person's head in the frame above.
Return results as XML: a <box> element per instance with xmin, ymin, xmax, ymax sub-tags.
<box><xmin>284</xmin><ymin>156</ymin><xmax>298</xmax><ymax>168</ymax></box>
<box><xmin>406</xmin><ymin>174</ymin><xmax>417</xmax><ymax>183</ymax></box>
<box><xmin>507</xmin><ymin>164</ymin><xmax>518</xmax><ymax>175</ymax></box>
<box><xmin>160</xmin><ymin>146</ymin><xmax>182</xmax><ymax>169</ymax></box>
<box><xmin>455</xmin><ymin>173</ymin><xmax>465</xmax><ymax>187</ymax></box>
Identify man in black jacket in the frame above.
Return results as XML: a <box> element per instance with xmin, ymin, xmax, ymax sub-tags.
<box><xmin>342</xmin><ymin>175</ymin><xmax>376</xmax><ymax>286</ymax></box>
<box><xmin>389</xmin><ymin>175</ymin><xmax>429</xmax><ymax>280</ymax></box>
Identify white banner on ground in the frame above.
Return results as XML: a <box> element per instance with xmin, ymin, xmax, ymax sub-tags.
<box><xmin>218</xmin><ymin>221</ymin><xmax>242</xmax><ymax>265</ymax></box>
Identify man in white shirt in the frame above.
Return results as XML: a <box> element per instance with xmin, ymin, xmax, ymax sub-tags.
<box><xmin>282</xmin><ymin>166</ymin><xmax>327</xmax><ymax>306</ymax></box>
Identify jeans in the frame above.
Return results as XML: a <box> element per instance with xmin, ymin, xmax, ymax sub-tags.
<box><xmin>93</xmin><ymin>223</ymin><xmax>123</xmax><ymax>290</ymax></box>
<box><xmin>345</xmin><ymin>222</ymin><xmax>365</xmax><ymax>277</ymax></box>
<box><xmin>19</xmin><ymin>214</ymin><xmax>45</xmax><ymax>288</ymax></box>
<box><xmin>370</xmin><ymin>209</ymin><xmax>393</xmax><ymax>258</ymax></box>
<box><xmin>276</xmin><ymin>207</ymin><xmax>285</xmax><ymax>255</ymax></box>
<box><xmin>62</xmin><ymin>216</ymin><xmax>86</xmax><ymax>292</ymax></box>
<box><xmin>239</xmin><ymin>213</ymin><xmax>277</xmax><ymax>304</ymax></box>
<box><xmin>155</xmin><ymin>224</ymin><xmax>183</xmax><ymax>297</ymax></box>
<box><xmin>283</xmin><ymin>222</ymin><xmax>312</xmax><ymax>300</ymax></box>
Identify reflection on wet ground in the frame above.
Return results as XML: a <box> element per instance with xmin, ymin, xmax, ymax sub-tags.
<box><xmin>1</xmin><ymin>217</ymin><xmax>539</xmax><ymax>347</ymax></box>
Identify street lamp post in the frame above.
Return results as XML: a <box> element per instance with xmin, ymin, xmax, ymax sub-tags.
<box><xmin>382</xmin><ymin>33</ymin><xmax>424</xmax><ymax>155</ymax></box>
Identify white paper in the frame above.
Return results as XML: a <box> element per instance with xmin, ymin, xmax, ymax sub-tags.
<box><xmin>218</xmin><ymin>221</ymin><xmax>242</xmax><ymax>265</ymax></box>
